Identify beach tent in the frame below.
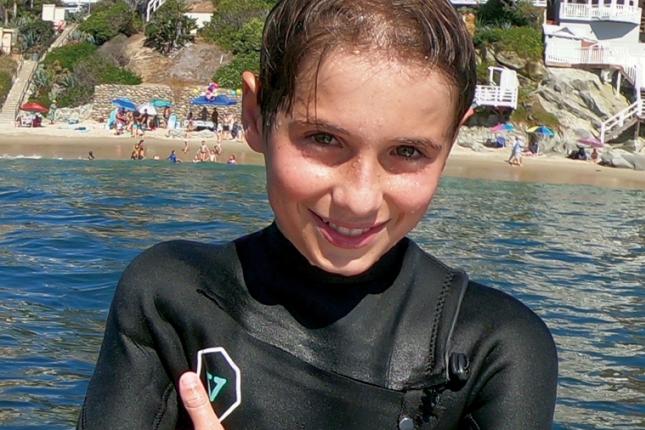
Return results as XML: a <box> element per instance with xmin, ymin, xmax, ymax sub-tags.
<box><xmin>151</xmin><ymin>98</ymin><xmax>172</xmax><ymax>108</ymax></box>
<box><xmin>137</xmin><ymin>103</ymin><xmax>157</xmax><ymax>115</ymax></box>
<box><xmin>190</xmin><ymin>95</ymin><xmax>238</xmax><ymax>106</ymax></box>
<box><xmin>578</xmin><ymin>137</ymin><xmax>603</xmax><ymax>148</ymax></box>
<box><xmin>112</xmin><ymin>98</ymin><xmax>137</xmax><ymax>111</ymax></box>
<box><xmin>491</xmin><ymin>122</ymin><xmax>514</xmax><ymax>133</ymax></box>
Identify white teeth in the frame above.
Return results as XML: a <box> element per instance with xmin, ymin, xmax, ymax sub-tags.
<box><xmin>327</xmin><ymin>221</ymin><xmax>371</xmax><ymax>237</ymax></box>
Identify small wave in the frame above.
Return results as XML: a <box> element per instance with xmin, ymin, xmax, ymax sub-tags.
<box><xmin>0</xmin><ymin>153</ymin><xmax>43</xmax><ymax>160</ymax></box>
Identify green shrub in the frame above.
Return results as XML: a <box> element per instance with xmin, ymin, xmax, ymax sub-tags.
<box><xmin>477</xmin><ymin>0</ymin><xmax>542</xmax><ymax>28</ymax></box>
<box><xmin>474</xmin><ymin>26</ymin><xmax>543</xmax><ymax>60</ymax></box>
<box><xmin>214</xmin><ymin>51</ymin><xmax>259</xmax><ymax>89</ymax></box>
<box><xmin>200</xmin><ymin>0</ymin><xmax>273</xmax><ymax>50</ymax></box>
<box><xmin>44</xmin><ymin>42</ymin><xmax>97</xmax><ymax>70</ymax></box>
<box><xmin>78</xmin><ymin>0</ymin><xmax>135</xmax><ymax>45</ymax></box>
<box><xmin>17</xmin><ymin>18</ymin><xmax>55</xmax><ymax>56</ymax></box>
<box><xmin>144</xmin><ymin>0</ymin><xmax>196</xmax><ymax>54</ymax></box>
<box><xmin>0</xmin><ymin>71</ymin><xmax>12</xmax><ymax>105</ymax></box>
<box><xmin>46</xmin><ymin>52</ymin><xmax>142</xmax><ymax>107</ymax></box>
<box><xmin>98</xmin><ymin>63</ymin><xmax>141</xmax><ymax>84</ymax></box>
<box><xmin>476</xmin><ymin>58</ymin><xmax>493</xmax><ymax>84</ymax></box>
<box><xmin>0</xmin><ymin>55</ymin><xmax>17</xmax><ymax>76</ymax></box>
<box><xmin>231</xmin><ymin>17</ymin><xmax>264</xmax><ymax>54</ymax></box>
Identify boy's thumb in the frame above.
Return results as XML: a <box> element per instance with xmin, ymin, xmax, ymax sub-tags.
<box><xmin>179</xmin><ymin>371</ymin><xmax>225</xmax><ymax>430</ymax></box>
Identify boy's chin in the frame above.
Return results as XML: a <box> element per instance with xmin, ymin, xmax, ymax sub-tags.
<box><xmin>310</xmin><ymin>251</ymin><xmax>382</xmax><ymax>278</ymax></box>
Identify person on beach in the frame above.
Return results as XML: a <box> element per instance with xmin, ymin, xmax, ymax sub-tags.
<box><xmin>508</xmin><ymin>135</ymin><xmax>524</xmax><ymax>166</ymax></box>
<box><xmin>78</xmin><ymin>1</ymin><xmax>558</xmax><ymax>429</ymax></box>
<box><xmin>87</xmin><ymin>151</ymin><xmax>95</xmax><ymax>160</ymax></box>
<box><xmin>182</xmin><ymin>140</ymin><xmax>189</xmax><ymax>154</ymax></box>
<box><xmin>199</xmin><ymin>140</ymin><xmax>209</xmax><ymax>162</ymax></box>
<box><xmin>226</xmin><ymin>153</ymin><xmax>237</xmax><ymax>165</ymax></box>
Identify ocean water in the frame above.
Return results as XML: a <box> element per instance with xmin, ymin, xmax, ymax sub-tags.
<box><xmin>0</xmin><ymin>159</ymin><xmax>643</xmax><ymax>429</ymax></box>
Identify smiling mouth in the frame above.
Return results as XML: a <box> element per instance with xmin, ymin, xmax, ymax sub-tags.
<box><xmin>325</xmin><ymin>220</ymin><xmax>372</xmax><ymax>237</ymax></box>
<box><xmin>310</xmin><ymin>211</ymin><xmax>387</xmax><ymax>248</ymax></box>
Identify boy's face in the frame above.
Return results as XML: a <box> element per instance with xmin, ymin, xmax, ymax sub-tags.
<box><xmin>244</xmin><ymin>53</ymin><xmax>459</xmax><ymax>276</ymax></box>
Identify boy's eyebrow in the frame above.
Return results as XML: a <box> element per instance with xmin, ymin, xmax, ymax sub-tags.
<box><xmin>292</xmin><ymin>119</ymin><xmax>350</xmax><ymax>136</ymax></box>
<box><xmin>293</xmin><ymin>119</ymin><xmax>444</xmax><ymax>151</ymax></box>
<box><xmin>394</xmin><ymin>137</ymin><xmax>444</xmax><ymax>152</ymax></box>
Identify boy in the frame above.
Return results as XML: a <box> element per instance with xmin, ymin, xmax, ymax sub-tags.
<box><xmin>78</xmin><ymin>1</ymin><xmax>557</xmax><ymax>429</ymax></box>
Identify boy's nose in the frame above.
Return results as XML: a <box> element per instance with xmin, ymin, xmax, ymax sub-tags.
<box><xmin>332</xmin><ymin>157</ymin><xmax>384</xmax><ymax>217</ymax></box>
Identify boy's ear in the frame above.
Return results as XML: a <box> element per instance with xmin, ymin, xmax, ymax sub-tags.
<box><xmin>242</xmin><ymin>71</ymin><xmax>265</xmax><ymax>154</ymax></box>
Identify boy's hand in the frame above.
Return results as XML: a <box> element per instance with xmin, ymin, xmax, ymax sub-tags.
<box><xmin>179</xmin><ymin>371</ymin><xmax>225</xmax><ymax>430</ymax></box>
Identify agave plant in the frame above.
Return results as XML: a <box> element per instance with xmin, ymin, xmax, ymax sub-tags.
<box><xmin>58</xmin><ymin>71</ymin><xmax>77</xmax><ymax>89</ymax></box>
<box><xmin>68</xmin><ymin>30</ymin><xmax>95</xmax><ymax>44</ymax></box>
<box><xmin>32</xmin><ymin>66</ymin><xmax>51</xmax><ymax>88</ymax></box>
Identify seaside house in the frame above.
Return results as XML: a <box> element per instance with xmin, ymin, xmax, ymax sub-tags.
<box><xmin>474</xmin><ymin>66</ymin><xmax>520</xmax><ymax>110</ymax></box>
<box><xmin>146</xmin><ymin>0</ymin><xmax>214</xmax><ymax>25</ymax></box>
<box><xmin>41</xmin><ymin>4</ymin><xmax>67</xmax><ymax>24</ymax></box>
<box><xmin>544</xmin><ymin>0</ymin><xmax>645</xmax><ymax>142</ymax></box>
<box><xmin>0</xmin><ymin>28</ymin><xmax>16</xmax><ymax>55</ymax></box>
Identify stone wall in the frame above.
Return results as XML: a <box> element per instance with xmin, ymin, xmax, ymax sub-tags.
<box><xmin>92</xmin><ymin>84</ymin><xmax>241</xmax><ymax>123</ymax></box>
<box><xmin>92</xmin><ymin>84</ymin><xmax>175</xmax><ymax>121</ymax></box>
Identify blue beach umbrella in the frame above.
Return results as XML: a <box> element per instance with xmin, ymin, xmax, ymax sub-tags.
<box><xmin>112</xmin><ymin>98</ymin><xmax>137</xmax><ymax>111</ymax></box>
<box><xmin>191</xmin><ymin>95</ymin><xmax>238</xmax><ymax>107</ymax></box>
<box><xmin>527</xmin><ymin>125</ymin><xmax>555</xmax><ymax>138</ymax></box>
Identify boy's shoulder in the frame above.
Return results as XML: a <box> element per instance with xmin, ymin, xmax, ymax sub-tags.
<box><xmin>116</xmin><ymin>240</ymin><xmax>238</xmax><ymax>300</ymax></box>
<box><xmin>409</xmin><ymin>242</ymin><xmax>554</xmax><ymax>352</ymax></box>
<box><xmin>457</xmin><ymin>280</ymin><xmax>556</xmax><ymax>360</ymax></box>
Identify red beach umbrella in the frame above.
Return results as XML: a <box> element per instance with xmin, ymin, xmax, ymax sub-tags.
<box><xmin>20</xmin><ymin>102</ymin><xmax>49</xmax><ymax>113</ymax></box>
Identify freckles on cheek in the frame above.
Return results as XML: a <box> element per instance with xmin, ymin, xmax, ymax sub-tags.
<box><xmin>271</xmin><ymin>163</ymin><xmax>325</xmax><ymax>200</ymax></box>
<box><xmin>389</xmin><ymin>177</ymin><xmax>439</xmax><ymax>217</ymax></box>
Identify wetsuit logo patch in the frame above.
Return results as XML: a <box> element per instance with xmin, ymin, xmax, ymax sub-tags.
<box><xmin>196</xmin><ymin>347</ymin><xmax>241</xmax><ymax>422</ymax></box>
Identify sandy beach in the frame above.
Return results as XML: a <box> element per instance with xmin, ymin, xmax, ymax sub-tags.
<box><xmin>1</xmin><ymin>122</ymin><xmax>643</xmax><ymax>190</ymax></box>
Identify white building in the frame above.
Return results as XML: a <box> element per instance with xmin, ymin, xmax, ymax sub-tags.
<box><xmin>544</xmin><ymin>0</ymin><xmax>645</xmax><ymax>142</ymax></box>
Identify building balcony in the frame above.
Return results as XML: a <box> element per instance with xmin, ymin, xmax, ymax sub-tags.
<box><xmin>450</xmin><ymin>0</ymin><xmax>547</xmax><ymax>7</ymax></box>
<box><xmin>559</xmin><ymin>2</ymin><xmax>642</xmax><ymax>25</ymax></box>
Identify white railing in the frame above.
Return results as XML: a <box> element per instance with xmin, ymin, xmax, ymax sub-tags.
<box><xmin>559</xmin><ymin>3</ymin><xmax>641</xmax><ymax>24</ymax></box>
<box><xmin>450</xmin><ymin>0</ymin><xmax>546</xmax><ymax>5</ymax></box>
<box><xmin>544</xmin><ymin>44</ymin><xmax>607</xmax><ymax>65</ymax></box>
<box><xmin>474</xmin><ymin>85</ymin><xmax>518</xmax><ymax>109</ymax></box>
<box><xmin>600</xmin><ymin>99</ymin><xmax>645</xmax><ymax>143</ymax></box>
<box><xmin>146</xmin><ymin>0</ymin><xmax>166</xmax><ymax>21</ymax></box>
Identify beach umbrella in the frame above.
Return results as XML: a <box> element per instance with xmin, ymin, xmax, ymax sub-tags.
<box><xmin>20</xmin><ymin>102</ymin><xmax>48</xmax><ymax>113</ymax></box>
<box><xmin>151</xmin><ymin>98</ymin><xmax>172</xmax><ymax>108</ymax></box>
<box><xmin>578</xmin><ymin>137</ymin><xmax>604</xmax><ymax>148</ymax></box>
<box><xmin>491</xmin><ymin>122</ymin><xmax>514</xmax><ymax>132</ymax></box>
<box><xmin>527</xmin><ymin>125</ymin><xmax>555</xmax><ymax>138</ymax></box>
<box><xmin>191</xmin><ymin>95</ymin><xmax>238</xmax><ymax>107</ymax></box>
<box><xmin>137</xmin><ymin>103</ymin><xmax>157</xmax><ymax>115</ymax></box>
<box><xmin>112</xmin><ymin>98</ymin><xmax>137</xmax><ymax>111</ymax></box>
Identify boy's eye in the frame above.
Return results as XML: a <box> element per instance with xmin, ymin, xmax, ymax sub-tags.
<box><xmin>311</xmin><ymin>133</ymin><xmax>336</xmax><ymax>145</ymax></box>
<box><xmin>394</xmin><ymin>145</ymin><xmax>423</xmax><ymax>159</ymax></box>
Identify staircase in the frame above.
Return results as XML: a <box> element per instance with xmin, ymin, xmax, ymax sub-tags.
<box><xmin>600</xmin><ymin>99</ymin><xmax>645</xmax><ymax>143</ymax></box>
<box><xmin>0</xmin><ymin>59</ymin><xmax>38</xmax><ymax>126</ymax></box>
<box><xmin>0</xmin><ymin>23</ymin><xmax>77</xmax><ymax>127</ymax></box>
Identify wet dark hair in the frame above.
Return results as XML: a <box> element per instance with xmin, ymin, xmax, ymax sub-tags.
<box><xmin>259</xmin><ymin>0</ymin><xmax>476</xmax><ymax>137</ymax></box>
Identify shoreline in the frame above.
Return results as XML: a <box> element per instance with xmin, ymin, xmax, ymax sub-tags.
<box><xmin>1</xmin><ymin>125</ymin><xmax>643</xmax><ymax>190</ymax></box>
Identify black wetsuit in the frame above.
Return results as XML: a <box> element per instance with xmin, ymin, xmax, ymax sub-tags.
<box><xmin>78</xmin><ymin>224</ymin><xmax>558</xmax><ymax>430</ymax></box>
